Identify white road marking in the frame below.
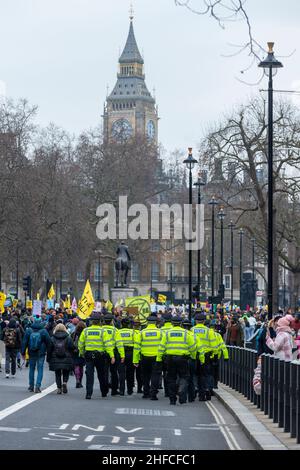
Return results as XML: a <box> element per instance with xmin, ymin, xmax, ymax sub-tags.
<box><xmin>115</xmin><ymin>408</ymin><xmax>175</xmax><ymax>416</ymax></box>
<box><xmin>0</xmin><ymin>383</ymin><xmax>57</xmax><ymax>421</ymax></box>
<box><xmin>208</xmin><ymin>401</ymin><xmax>241</xmax><ymax>451</ymax></box>
<box><xmin>174</xmin><ymin>429</ymin><xmax>182</xmax><ymax>436</ymax></box>
<box><xmin>206</xmin><ymin>401</ymin><xmax>241</xmax><ymax>450</ymax></box>
<box><xmin>0</xmin><ymin>426</ymin><xmax>31</xmax><ymax>433</ymax></box>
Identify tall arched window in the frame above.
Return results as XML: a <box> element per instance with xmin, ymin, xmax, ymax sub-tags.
<box><xmin>131</xmin><ymin>262</ymin><xmax>139</xmax><ymax>282</ymax></box>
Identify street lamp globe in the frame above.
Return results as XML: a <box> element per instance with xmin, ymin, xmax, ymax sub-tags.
<box><xmin>258</xmin><ymin>42</ymin><xmax>283</xmax><ymax>76</ymax></box>
<box><xmin>218</xmin><ymin>206</ymin><xmax>226</xmax><ymax>221</ymax></box>
<box><xmin>208</xmin><ymin>195</ymin><xmax>218</xmax><ymax>207</ymax></box>
<box><xmin>183</xmin><ymin>148</ymin><xmax>198</xmax><ymax>170</ymax></box>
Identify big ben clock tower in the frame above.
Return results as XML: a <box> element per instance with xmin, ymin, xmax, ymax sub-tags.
<box><xmin>103</xmin><ymin>12</ymin><xmax>159</xmax><ymax>144</ymax></box>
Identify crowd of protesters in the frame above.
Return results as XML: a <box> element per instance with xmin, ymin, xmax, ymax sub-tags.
<box><xmin>0</xmin><ymin>304</ymin><xmax>299</xmax><ymax>402</ymax></box>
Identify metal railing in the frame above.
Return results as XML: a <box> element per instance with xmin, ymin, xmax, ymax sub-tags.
<box><xmin>219</xmin><ymin>346</ymin><xmax>300</xmax><ymax>444</ymax></box>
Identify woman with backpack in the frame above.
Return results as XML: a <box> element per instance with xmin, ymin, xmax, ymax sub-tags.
<box><xmin>1</xmin><ymin>318</ymin><xmax>22</xmax><ymax>378</ymax></box>
<box><xmin>47</xmin><ymin>323</ymin><xmax>74</xmax><ymax>394</ymax></box>
<box><xmin>71</xmin><ymin>321</ymin><xmax>86</xmax><ymax>388</ymax></box>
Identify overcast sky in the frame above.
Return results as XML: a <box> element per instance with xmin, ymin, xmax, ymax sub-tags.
<box><xmin>0</xmin><ymin>0</ymin><xmax>299</xmax><ymax>154</ymax></box>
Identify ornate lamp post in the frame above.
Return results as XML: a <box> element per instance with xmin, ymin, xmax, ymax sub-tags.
<box><xmin>183</xmin><ymin>148</ymin><xmax>198</xmax><ymax>320</ymax></box>
<box><xmin>259</xmin><ymin>42</ymin><xmax>283</xmax><ymax>319</ymax></box>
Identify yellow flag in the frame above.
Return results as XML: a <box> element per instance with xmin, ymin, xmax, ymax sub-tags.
<box><xmin>77</xmin><ymin>280</ymin><xmax>95</xmax><ymax>320</ymax></box>
<box><xmin>125</xmin><ymin>295</ymin><xmax>151</xmax><ymax>324</ymax></box>
<box><xmin>13</xmin><ymin>299</ymin><xmax>19</xmax><ymax>308</ymax></box>
<box><xmin>105</xmin><ymin>300</ymin><xmax>113</xmax><ymax>312</ymax></box>
<box><xmin>48</xmin><ymin>284</ymin><xmax>55</xmax><ymax>300</ymax></box>
<box><xmin>26</xmin><ymin>300</ymin><xmax>33</xmax><ymax>309</ymax></box>
<box><xmin>36</xmin><ymin>293</ymin><xmax>40</xmax><ymax>300</ymax></box>
<box><xmin>157</xmin><ymin>294</ymin><xmax>167</xmax><ymax>304</ymax></box>
<box><xmin>0</xmin><ymin>292</ymin><xmax>6</xmax><ymax>313</ymax></box>
<box><xmin>64</xmin><ymin>295</ymin><xmax>71</xmax><ymax>309</ymax></box>
<box><xmin>115</xmin><ymin>298</ymin><xmax>124</xmax><ymax>308</ymax></box>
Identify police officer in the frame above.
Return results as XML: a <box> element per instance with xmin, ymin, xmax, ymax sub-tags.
<box><xmin>133</xmin><ymin>319</ymin><xmax>143</xmax><ymax>393</ymax></box>
<box><xmin>212</xmin><ymin>322</ymin><xmax>229</xmax><ymax>390</ymax></box>
<box><xmin>118</xmin><ymin>316</ymin><xmax>135</xmax><ymax>395</ymax></box>
<box><xmin>78</xmin><ymin>312</ymin><xmax>115</xmax><ymax>400</ymax></box>
<box><xmin>160</xmin><ymin>313</ymin><xmax>173</xmax><ymax>397</ymax></box>
<box><xmin>133</xmin><ymin>316</ymin><xmax>163</xmax><ymax>400</ymax></box>
<box><xmin>156</xmin><ymin>316</ymin><xmax>196</xmax><ymax>405</ymax></box>
<box><xmin>182</xmin><ymin>319</ymin><xmax>197</xmax><ymax>403</ymax></box>
<box><xmin>192</xmin><ymin>313</ymin><xmax>218</xmax><ymax>401</ymax></box>
<box><xmin>102</xmin><ymin>313</ymin><xmax>125</xmax><ymax>396</ymax></box>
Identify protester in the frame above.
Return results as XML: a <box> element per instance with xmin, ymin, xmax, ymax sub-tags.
<box><xmin>47</xmin><ymin>323</ymin><xmax>75</xmax><ymax>394</ymax></box>
<box><xmin>21</xmin><ymin>315</ymin><xmax>51</xmax><ymax>392</ymax></box>
<box><xmin>1</xmin><ymin>318</ymin><xmax>22</xmax><ymax>378</ymax></box>
<box><xmin>266</xmin><ymin>314</ymin><xmax>294</xmax><ymax>361</ymax></box>
<box><xmin>225</xmin><ymin>316</ymin><xmax>244</xmax><ymax>347</ymax></box>
<box><xmin>71</xmin><ymin>321</ymin><xmax>86</xmax><ymax>388</ymax></box>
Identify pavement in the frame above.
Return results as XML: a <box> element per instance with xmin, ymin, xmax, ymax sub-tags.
<box><xmin>214</xmin><ymin>384</ymin><xmax>300</xmax><ymax>451</ymax></box>
<box><xmin>0</xmin><ymin>363</ymin><xmax>255</xmax><ymax>451</ymax></box>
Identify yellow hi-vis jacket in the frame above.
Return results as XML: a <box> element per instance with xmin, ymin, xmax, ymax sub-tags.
<box><xmin>78</xmin><ymin>325</ymin><xmax>114</xmax><ymax>358</ymax></box>
<box><xmin>119</xmin><ymin>328</ymin><xmax>134</xmax><ymax>347</ymax></box>
<box><xmin>156</xmin><ymin>326</ymin><xmax>196</xmax><ymax>362</ymax></box>
<box><xmin>133</xmin><ymin>324</ymin><xmax>163</xmax><ymax>363</ymax></box>
<box><xmin>102</xmin><ymin>324</ymin><xmax>125</xmax><ymax>359</ymax></box>
<box><xmin>160</xmin><ymin>321</ymin><xmax>173</xmax><ymax>335</ymax></box>
<box><xmin>191</xmin><ymin>322</ymin><xmax>219</xmax><ymax>357</ymax></box>
<box><xmin>213</xmin><ymin>330</ymin><xmax>229</xmax><ymax>360</ymax></box>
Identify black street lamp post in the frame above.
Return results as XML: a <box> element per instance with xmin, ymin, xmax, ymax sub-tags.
<box><xmin>218</xmin><ymin>206</ymin><xmax>226</xmax><ymax>301</ymax></box>
<box><xmin>228</xmin><ymin>220</ymin><xmax>235</xmax><ymax>310</ymax></box>
<box><xmin>239</xmin><ymin>228</ymin><xmax>244</xmax><ymax>308</ymax></box>
<box><xmin>283</xmin><ymin>251</ymin><xmax>287</xmax><ymax>311</ymax></box>
<box><xmin>208</xmin><ymin>196</ymin><xmax>218</xmax><ymax>304</ymax></box>
<box><xmin>259</xmin><ymin>42</ymin><xmax>283</xmax><ymax>320</ymax></box>
<box><xmin>251</xmin><ymin>238</ymin><xmax>256</xmax><ymax>307</ymax></box>
<box><xmin>95</xmin><ymin>249</ymin><xmax>102</xmax><ymax>301</ymax></box>
<box><xmin>183</xmin><ymin>148</ymin><xmax>198</xmax><ymax>320</ymax></box>
<box><xmin>16</xmin><ymin>246</ymin><xmax>19</xmax><ymax>299</ymax></box>
<box><xmin>194</xmin><ymin>171</ymin><xmax>206</xmax><ymax>301</ymax></box>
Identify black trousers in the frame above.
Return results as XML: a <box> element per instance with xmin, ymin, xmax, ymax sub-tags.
<box><xmin>197</xmin><ymin>352</ymin><xmax>217</xmax><ymax>397</ymax></box>
<box><xmin>162</xmin><ymin>357</ymin><xmax>169</xmax><ymax>396</ymax></box>
<box><xmin>141</xmin><ymin>356</ymin><xmax>162</xmax><ymax>397</ymax></box>
<box><xmin>140</xmin><ymin>356</ymin><xmax>161</xmax><ymax>398</ymax></box>
<box><xmin>182</xmin><ymin>359</ymin><xmax>196</xmax><ymax>402</ymax></box>
<box><xmin>166</xmin><ymin>355</ymin><xmax>188</xmax><ymax>403</ymax></box>
<box><xmin>118</xmin><ymin>348</ymin><xmax>135</xmax><ymax>394</ymax></box>
<box><xmin>55</xmin><ymin>369</ymin><xmax>70</xmax><ymax>389</ymax></box>
<box><xmin>212</xmin><ymin>358</ymin><xmax>219</xmax><ymax>389</ymax></box>
<box><xmin>5</xmin><ymin>348</ymin><xmax>17</xmax><ymax>375</ymax></box>
<box><xmin>104</xmin><ymin>349</ymin><xmax>120</xmax><ymax>394</ymax></box>
<box><xmin>135</xmin><ymin>363</ymin><xmax>143</xmax><ymax>391</ymax></box>
<box><xmin>85</xmin><ymin>351</ymin><xmax>108</xmax><ymax>397</ymax></box>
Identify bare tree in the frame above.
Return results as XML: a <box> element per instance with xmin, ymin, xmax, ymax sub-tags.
<box><xmin>200</xmin><ymin>95</ymin><xmax>300</xmax><ymax>310</ymax></box>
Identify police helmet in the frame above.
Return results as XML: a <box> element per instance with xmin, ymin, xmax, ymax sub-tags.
<box><xmin>147</xmin><ymin>316</ymin><xmax>158</xmax><ymax>323</ymax></box>
<box><xmin>171</xmin><ymin>316</ymin><xmax>182</xmax><ymax>324</ymax></box>
<box><xmin>182</xmin><ymin>319</ymin><xmax>192</xmax><ymax>329</ymax></box>
<box><xmin>121</xmin><ymin>316</ymin><xmax>132</xmax><ymax>326</ymax></box>
<box><xmin>90</xmin><ymin>311</ymin><xmax>102</xmax><ymax>321</ymax></box>
<box><xmin>194</xmin><ymin>312</ymin><xmax>206</xmax><ymax>322</ymax></box>
<box><xmin>104</xmin><ymin>313</ymin><xmax>114</xmax><ymax>324</ymax></box>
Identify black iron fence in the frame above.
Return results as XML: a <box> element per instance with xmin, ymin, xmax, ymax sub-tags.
<box><xmin>219</xmin><ymin>346</ymin><xmax>300</xmax><ymax>444</ymax></box>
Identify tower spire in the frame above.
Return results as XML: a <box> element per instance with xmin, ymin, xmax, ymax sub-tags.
<box><xmin>129</xmin><ymin>2</ymin><xmax>134</xmax><ymax>21</ymax></box>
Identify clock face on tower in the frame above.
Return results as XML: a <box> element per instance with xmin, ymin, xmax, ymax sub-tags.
<box><xmin>147</xmin><ymin>120</ymin><xmax>155</xmax><ymax>140</ymax></box>
<box><xmin>111</xmin><ymin>119</ymin><xmax>133</xmax><ymax>142</ymax></box>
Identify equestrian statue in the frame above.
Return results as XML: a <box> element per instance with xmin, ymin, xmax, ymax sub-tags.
<box><xmin>115</xmin><ymin>241</ymin><xmax>131</xmax><ymax>287</ymax></box>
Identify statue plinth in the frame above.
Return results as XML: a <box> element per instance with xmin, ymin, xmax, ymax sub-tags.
<box><xmin>110</xmin><ymin>287</ymin><xmax>136</xmax><ymax>306</ymax></box>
